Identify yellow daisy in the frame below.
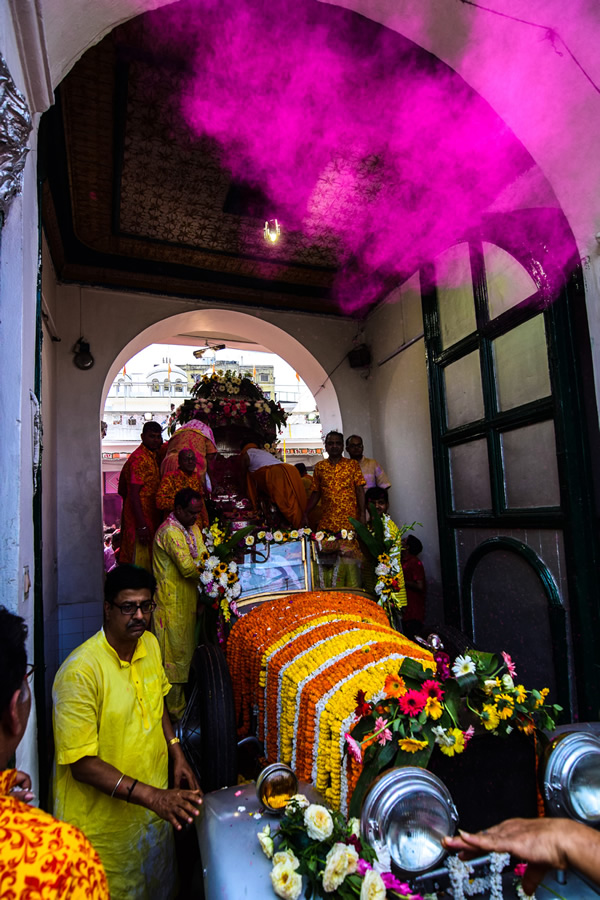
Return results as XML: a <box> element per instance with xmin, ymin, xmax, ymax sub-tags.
<box><xmin>439</xmin><ymin>728</ymin><xmax>465</xmax><ymax>757</ymax></box>
<box><xmin>495</xmin><ymin>693</ymin><xmax>515</xmax><ymax>720</ymax></box>
<box><xmin>481</xmin><ymin>704</ymin><xmax>500</xmax><ymax>731</ymax></box>
<box><xmin>398</xmin><ymin>737</ymin><xmax>429</xmax><ymax>753</ymax></box>
<box><xmin>424</xmin><ymin>696</ymin><xmax>443</xmax><ymax>720</ymax></box>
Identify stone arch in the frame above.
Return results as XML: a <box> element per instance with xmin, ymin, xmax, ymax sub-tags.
<box><xmin>101</xmin><ymin>308</ymin><xmax>342</xmax><ymax>431</ymax></box>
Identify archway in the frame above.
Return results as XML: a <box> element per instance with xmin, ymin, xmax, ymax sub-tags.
<box><xmin>102</xmin><ymin>308</ymin><xmax>341</xmax><ymax>430</ymax></box>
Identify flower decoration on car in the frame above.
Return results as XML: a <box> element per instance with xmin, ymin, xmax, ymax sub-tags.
<box><xmin>258</xmin><ymin>796</ymin><xmax>422</xmax><ymax>900</ymax></box>
<box><xmin>198</xmin><ymin>519</ymin><xmax>253</xmax><ymax>621</ymax></box>
<box><xmin>346</xmin><ymin>645</ymin><xmax>562</xmax><ymax>817</ymax></box>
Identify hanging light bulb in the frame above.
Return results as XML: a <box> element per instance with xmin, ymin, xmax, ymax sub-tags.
<box><xmin>264</xmin><ymin>219</ymin><xmax>281</xmax><ymax>244</ymax></box>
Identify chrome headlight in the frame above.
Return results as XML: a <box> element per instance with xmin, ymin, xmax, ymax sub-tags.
<box><xmin>544</xmin><ymin>731</ymin><xmax>600</xmax><ymax>823</ymax></box>
<box><xmin>361</xmin><ymin>767</ymin><xmax>458</xmax><ymax>874</ymax></box>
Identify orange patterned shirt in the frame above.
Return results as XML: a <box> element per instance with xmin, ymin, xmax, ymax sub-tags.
<box><xmin>312</xmin><ymin>457</ymin><xmax>366</xmax><ymax>532</ymax></box>
<box><xmin>0</xmin><ymin>768</ymin><xmax>109</xmax><ymax>899</ymax></box>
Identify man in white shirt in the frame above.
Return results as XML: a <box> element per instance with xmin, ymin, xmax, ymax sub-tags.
<box><xmin>345</xmin><ymin>435</ymin><xmax>391</xmax><ymax>490</ymax></box>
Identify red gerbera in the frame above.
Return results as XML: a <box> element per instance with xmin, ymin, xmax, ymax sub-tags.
<box><xmin>421</xmin><ymin>679</ymin><xmax>444</xmax><ymax>701</ymax></box>
<box><xmin>398</xmin><ymin>689</ymin><xmax>427</xmax><ymax>717</ymax></box>
<box><xmin>354</xmin><ymin>689</ymin><xmax>371</xmax><ymax>718</ymax></box>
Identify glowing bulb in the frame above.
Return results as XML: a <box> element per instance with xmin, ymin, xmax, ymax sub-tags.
<box><xmin>264</xmin><ymin>219</ymin><xmax>281</xmax><ymax>243</ymax></box>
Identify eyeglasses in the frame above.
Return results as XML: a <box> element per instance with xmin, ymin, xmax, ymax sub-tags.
<box><xmin>109</xmin><ymin>600</ymin><xmax>156</xmax><ymax>616</ymax></box>
<box><xmin>25</xmin><ymin>664</ymin><xmax>36</xmax><ymax>682</ymax></box>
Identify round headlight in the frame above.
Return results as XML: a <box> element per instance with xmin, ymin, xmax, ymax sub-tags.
<box><xmin>256</xmin><ymin>763</ymin><xmax>298</xmax><ymax>814</ymax></box>
<box><xmin>361</xmin><ymin>767</ymin><xmax>458</xmax><ymax>874</ymax></box>
<box><xmin>544</xmin><ymin>732</ymin><xmax>600</xmax><ymax>823</ymax></box>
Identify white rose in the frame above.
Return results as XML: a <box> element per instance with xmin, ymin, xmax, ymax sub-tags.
<box><xmin>273</xmin><ymin>850</ymin><xmax>299</xmax><ymax>869</ymax></box>
<box><xmin>348</xmin><ymin>817</ymin><xmax>361</xmax><ymax>838</ymax></box>
<box><xmin>286</xmin><ymin>793</ymin><xmax>310</xmax><ymax>810</ymax></box>
<box><xmin>360</xmin><ymin>868</ymin><xmax>386</xmax><ymax>900</ymax></box>
<box><xmin>345</xmin><ymin>844</ymin><xmax>359</xmax><ymax>874</ymax></box>
<box><xmin>257</xmin><ymin>825</ymin><xmax>274</xmax><ymax>859</ymax></box>
<box><xmin>304</xmin><ymin>804</ymin><xmax>334</xmax><ymax>841</ymax></box>
<box><xmin>501</xmin><ymin>673</ymin><xmax>514</xmax><ymax>690</ymax></box>
<box><xmin>322</xmin><ymin>843</ymin><xmax>350</xmax><ymax>892</ymax></box>
<box><xmin>271</xmin><ymin>861</ymin><xmax>302</xmax><ymax>900</ymax></box>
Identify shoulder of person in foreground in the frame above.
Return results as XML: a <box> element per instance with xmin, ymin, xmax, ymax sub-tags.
<box><xmin>1</xmin><ymin>796</ymin><xmax>110</xmax><ymax>898</ymax></box>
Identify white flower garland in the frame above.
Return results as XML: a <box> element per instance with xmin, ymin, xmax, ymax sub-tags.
<box><xmin>446</xmin><ymin>853</ymin><xmax>510</xmax><ymax>900</ymax></box>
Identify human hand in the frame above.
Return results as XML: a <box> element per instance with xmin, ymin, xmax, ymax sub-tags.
<box><xmin>172</xmin><ymin>749</ymin><xmax>201</xmax><ymax>793</ymax></box>
<box><xmin>11</xmin><ymin>770</ymin><xmax>35</xmax><ymax>804</ymax></box>
<box><xmin>149</xmin><ymin>786</ymin><xmax>203</xmax><ymax>830</ymax></box>
<box><xmin>443</xmin><ymin>818</ymin><xmax>571</xmax><ymax>894</ymax></box>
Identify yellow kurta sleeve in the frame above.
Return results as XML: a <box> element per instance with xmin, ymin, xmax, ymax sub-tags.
<box><xmin>159</xmin><ymin>524</ymin><xmax>205</xmax><ymax>579</ymax></box>
<box><xmin>53</xmin><ymin>659</ymin><xmax>101</xmax><ymax>765</ymax></box>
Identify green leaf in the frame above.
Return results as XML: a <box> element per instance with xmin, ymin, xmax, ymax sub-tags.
<box><xmin>348</xmin><ymin>756</ymin><xmax>381</xmax><ymax>818</ymax></box>
<box><xmin>377</xmin><ymin>738</ymin><xmax>398</xmax><ymax>768</ymax></box>
<box><xmin>455</xmin><ymin>671</ymin><xmax>479</xmax><ymax>694</ymax></box>
<box><xmin>417</xmin><ymin>710</ymin><xmax>428</xmax><ymax>726</ymax></box>
<box><xmin>399</xmin><ymin>658</ymin><xmax>429</xmax><ymax>683</ymax></box>
<box><xmin>348</xmin><ymin>517</ymin><xmax>381</xmax><ymax>560</ymax></box>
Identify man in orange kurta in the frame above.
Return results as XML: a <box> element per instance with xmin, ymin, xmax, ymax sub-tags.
<box><xmin>305</xmin><ymin>431</ymin><xmax>366</xmax><ymax>587</ymax></box>
<box><xmin>118</xmin><ymin>421</ymin><xmax>163</xmax><ymax>571</ymax></box>
<box><xmin>156</xmin><ymin>449</ymin><xmax>209</xmax><ymax>528</ymax></box>
<box><xmin>0</xmin><ymin>606</ymin><xmax>109</xmax><ymax>899</ymax></box>
<box><xmin>242</xmin><ymin>444</ymin><xmax>307</xmax><ymax>528</ymax></box>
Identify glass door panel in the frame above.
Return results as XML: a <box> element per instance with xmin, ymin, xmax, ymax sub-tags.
<box><xmin>493</xmin><ymin>315</ymin><xmax>551</xmax><ymax>411</ymax></box>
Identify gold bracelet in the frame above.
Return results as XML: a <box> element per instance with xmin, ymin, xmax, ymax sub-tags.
<box><xmin>168</xmin><ymin>737</ymin><xmax>180</xmax><ymax>747</ymax></box>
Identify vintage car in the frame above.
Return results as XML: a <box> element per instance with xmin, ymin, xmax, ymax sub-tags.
<box><xmin>173</xmin><ymin>536</ymin><xmax>600</xmax><ymax>900</ymax></box>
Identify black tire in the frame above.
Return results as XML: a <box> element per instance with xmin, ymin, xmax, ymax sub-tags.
<box><xmin>177</xmin><ymin>643</ymin><xmax>238</xmax><ymax>793</ymax></box>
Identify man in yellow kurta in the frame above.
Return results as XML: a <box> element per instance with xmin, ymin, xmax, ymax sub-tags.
<box><xmin>152</xmin><ymin>487</ymin><xmax>206</xmax><ymax>720</ymax></box>
<box><xmin>52</xmin><ymin>565</ymin><xmax>203</xmax><ymax>900</ymax></box>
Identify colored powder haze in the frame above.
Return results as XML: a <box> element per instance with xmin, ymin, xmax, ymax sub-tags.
<box><xmin>143</xmin><ymin>0</ymin><xmax>574</xmax><ymax>311</ymax></box>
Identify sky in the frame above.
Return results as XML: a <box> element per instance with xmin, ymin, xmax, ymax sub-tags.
<box><xmin>125</xmin><ymin>343</ymin><xmax>310</xmax><ymax>394</ymax></box>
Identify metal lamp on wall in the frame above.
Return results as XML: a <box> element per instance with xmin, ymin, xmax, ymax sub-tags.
<box><xmin>73</xmin><ymin>337</ymin><xmax>95</xmax><ymax>370</ymax></box>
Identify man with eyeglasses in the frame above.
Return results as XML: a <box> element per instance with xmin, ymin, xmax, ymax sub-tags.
<box><xmin>52</xmin><ymin>564</ymin><xmax>202</xmax><ymax>900</ymax></box>
<box><xmin>0</xmin><ymin>606</ymin><xmax>109</xmax><ymax>897</ymax></box>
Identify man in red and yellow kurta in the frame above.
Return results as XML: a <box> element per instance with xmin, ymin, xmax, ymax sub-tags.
<box><xmin>0</xmin><ymin>606</ymin><xmax>109</xmax><ymax>899</ymax></box>
<box><xmin>119</xmin><ymin>421</ymin><xmax>163</xmax><ymax>571</ymax></box>
<box><xmin>156</xmin><ymin>448</ymin><xmax>209</xmax><ymax>528</ymax></box>
<box><xmin>306</xmin><ymin>431</ymin><xmax>366</xmax><ymax>588</ymax></box>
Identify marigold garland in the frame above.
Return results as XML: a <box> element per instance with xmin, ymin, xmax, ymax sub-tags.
<box><xmin>226</xmin><ymin>591</ymin><xmax>433</xmax><ymax>811</ymax></box>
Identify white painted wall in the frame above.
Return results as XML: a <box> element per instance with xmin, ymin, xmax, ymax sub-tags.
<box><xmin>364</xmin><ymin>275</ymin><xmax>442</xmax><ymax>627</ymax></box>
<box><xmin>0</xmin><ymin>2</ymin><xmax>41</xmax><ymax>792</ymax></box>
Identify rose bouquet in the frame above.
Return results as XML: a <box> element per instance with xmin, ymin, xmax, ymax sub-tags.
<box><xmin>346</xmin><ymin>646</ymin><xmax>562</xmax><ymax>817</ymax></box>
<box><xmin>257</xmin><ymin>794</ymin><xmax>422</xmax><ymax>900</ymax></box>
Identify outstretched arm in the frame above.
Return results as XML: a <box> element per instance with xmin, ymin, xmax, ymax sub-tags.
<box><xmin>443</xmin><ymin>817</ymin><xmax>600</xmax><ymax>895</ymax></box>
<box><xmin>71</xmin><ymin>754</ymin><xmax>202</xmax><ymax>831</ymax></box>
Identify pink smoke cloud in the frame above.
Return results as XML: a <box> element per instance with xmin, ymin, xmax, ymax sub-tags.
<box><xmin>140</xmin><ymin>0</ymin><xmax>573</xmax><ymax>311</ymax></box>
